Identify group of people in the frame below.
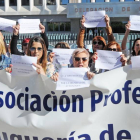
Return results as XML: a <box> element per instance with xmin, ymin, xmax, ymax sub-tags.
<box><xmin>0</xmin><ymin>15</ymin><xmax>139</xmax><ymax>82</ymax></box>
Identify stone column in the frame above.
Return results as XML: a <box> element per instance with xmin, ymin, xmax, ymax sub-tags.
<box><xmin>5</xmin><ymin>0</ymin><xmax>9</xmax><ymax>11</ymax></box>
<box><xmin>30</xmin><ymin>0</ymin><xmax>33</xmax><ymax>11</ymax></box>
<box><xmin>17</xmin><ymin>0</ymin><xmax>21</xmax><ymax>11</ymax></box>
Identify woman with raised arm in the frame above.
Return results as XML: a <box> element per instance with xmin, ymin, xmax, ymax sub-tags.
<box><xmin>77</xmin><ymin>15</ymin><xmax>115</xmax><ymax>49</ymax></box>
<box><xmin>10</xmin><ymin>23</ymin><xmax>48</xmax><ymax>55</ymax></box>
<box><xmin>121</xmin><ymin>21</ymin><xmax>140</xmax><ymax>62</ymax></box>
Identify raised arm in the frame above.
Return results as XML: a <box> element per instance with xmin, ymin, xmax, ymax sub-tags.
<box><xmin>105</xmin><ymin>15</ymin><xmax>115</xmax><ymax>43</ymax></box>
<box><xmin>121</xmin><ymin>21</ymin><xmax>131</xmax><ymax>51</ymax></box>
<box><xmin>77</xmin><ymin>15</ymin><xmax>85</xmax><ymax>48</ymax></box>
<box><xmin>11</xmin><ymin>25</ymin><xmax>24</xmax><ymax>55</ymax></box>
<box><xmin>40</xmin><ymin>23</ymin><xmax>49</xmax><ymax>50</ymax></box>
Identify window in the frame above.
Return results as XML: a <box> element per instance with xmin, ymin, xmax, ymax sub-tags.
<box><xmin>110</xmin><ymin>0</ymin><xmax>119</xmax><ymax>1</ymax></box>
<box><xmin>47</xmin><ymin>0</ymin><xmax>56</xmax><ymax>5</ymax></box>
<box><xmin>54</xmin><ymin>22</ymin><xmax>59</xmax><ymax>31</ymax></box>
<box><xmin>60</xmin><ymin>0</ymin><xmax>69</xmax><ymax>4</ymax></box>
<box><xmin>9</xmin><ymin>0</ymin><xmax>17</xmax><ymax>6</ymax></box>
<box><xmin>0</xmin><ymin>0</ymin><xmax>4</xmax><ymax>6</ymax></box>
<box><xmin>125</xmin><ymin>0</ymin><xmax>134</xmax><ymax>1</ymax></box>
<box><xmin>82</xmin><ymin>0</ymin><xmax>90</xmax><ymax>2</ymax></box>
<box><xmin>111</xmin><ymin>22</ymin><xmax>125</xmax><ymax>33</ymax></box>
<box><xmin>34</xmin><ymin>0</ymin><xmax>42</xmax><ymax>6</ymax></box>
<box><xmin>48</xmin><ymin>23</ymin><xmax>53</xmax><ymax>31</ymax></box>
<box><xmin>96</xmin><ymin>0</ymin><xmax>104</xmax><ymax>2</ymax></box>
<box><xmin>65</xmin><ymin>22</ymin><xmax>71</xmax><ymax>31</ymax></box>
<box><xmin>47</xmin><ymin>22</ymin><xmax>71</xmax><ymax>32</ymax></box>
<box><xmin>22</xmin><ymin>0</ymin><xmax>29</xmax><ymax>6</ymax></box>
<box><xmin>60</xmin><ymin>23</ymin><xmax>65</xmax><ymax>31</ymax></box>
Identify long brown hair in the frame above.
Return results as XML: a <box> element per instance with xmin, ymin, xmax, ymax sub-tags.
<box><xmin>27</xmin><ymin>36</ymin><xmax>47</xmax><ymax>73</ymax></box>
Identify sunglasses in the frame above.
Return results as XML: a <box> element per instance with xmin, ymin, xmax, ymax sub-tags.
<box><xmin>30</xmin><ymin>47</ymin><xmax>43</xmax><ymax>52</ymax></box>
<box><xmin>93</xmin><ymin>41</ymin><xmax>102</xmax><ymax>45</ymax></box>
<box><xmin>23</xmin><ymin>43</ymin><xmax>28</xmax><ymax>46</ymax></box>
<box><xmin>75</xmin><ymin>57</ymin><xmax>88</xmax><ymax>62</ymax></box>
<box><xmin>107</xmin><ymin>48</ymin><xmax>117</xmax><ymax>51</ymax></box>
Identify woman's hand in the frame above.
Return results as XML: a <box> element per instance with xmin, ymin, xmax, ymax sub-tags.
<box><xmin>80</xmin><ymin>15</ymin><xmax>85</xmax><ymax>28</ymax></box>
<box><xmin>91</xmin><ymin>52</ymin><xmax>98</xmax><ymax>63</ymax></box>
<box><xmin>105</xmin><ymin>15</ymin><xmax>110</xmax><ymax>28</ymax></box>
<box><xmin>39</xmin><ymin>23</ymin><xmax>45</xmax><ymax>34</ymax></box>
<box><xmin>87</xmin><ymin>71</ymin><xmax>95</xmax><ymax>80</ymax></box>
<box><xmin>13</xmin><ymin>24</ymin><xmax>20</xmax><ymax>36</ymax></box>
<box><xmin>125</xmin><ymin>21</ymin><xmax>131</xmax><ymax>33</ymax></box>
<box><xmin>49</xmin><ymin>52</ymin><xmax>55</xmax><ymax>63</ymax></box>
<box><xmin>120</xmin><ymin>54</ymin><xmax>127</xmax><ymax>66</ymax></box>
<box><xmin>51</xmin><ymin>72</ymin><xmax>59</xmax><ymax>82</ymax></box>
<box><xmin>5</xmin><ymin>64</ymin><xmax>13</xmax><ymax>73</ymax></box>
<box><xmin>33</xmin><ymin>63</ymin><xmax>46</xmax><ymax>76</ymax></box>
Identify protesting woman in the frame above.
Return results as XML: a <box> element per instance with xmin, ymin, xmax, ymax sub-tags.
<box><xmin>121</xmin><ymin>21</ymin><xmax>140</xmax><ymax>63</ymax></box>
<box><xmin>72</xmin><ymin>48</ymin><xmax>95</xmax><ymax>80</ymax></box>
<box><xmin>11</xmin><ymin>23</ymin><xmax>48</xmax><ymax>55</ymax></box>
<box><xmin>26</xmin><ymin>36</ymin><xmax>58</xmax><ymax>81</ymax></box>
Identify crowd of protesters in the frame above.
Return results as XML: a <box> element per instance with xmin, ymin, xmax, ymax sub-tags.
<box><xmin>0</xmin><ymin>14</ymin><xmax>139</xmax><ymax>83</ymax></box>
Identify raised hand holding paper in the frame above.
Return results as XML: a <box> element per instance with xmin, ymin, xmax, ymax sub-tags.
<box><xmin>53</xmin><ymin>49</ymin><xmax>75</xmax><ymax>65</ymax></box>
<box><xmin>84</xmin><ymin>11</ymin><xmax>106</xmax><ymax>28</ymax></box>
<box><xmin>0</xmin><ymin>17</ymin><xmax>16</xmax><ymax>33</ymax></box>
<box><xmin>95</xmin><ymin>50</ymin><xmax>122</xmax><ymax>70</ymax></box>
<box><xmin>85</xmin><ymin>44</ymin><xmax>93</xmax><ymax>53</ymax></box>
<box><xmin>12</xmin><ymin>55</ymin><xmax>37</xmax><ymax>76</ymax></box>
<box><xmin>129</xmin><ymin>15</ymin><xmax>140</xmax><ymax>31</ymax></box>
<box><xmin>56</xmin><ymin>68</ymin><xmax>90</xmax><ymax>90</ymax></box>
<box><xmin>18</xmin><ymin>19</ymin><xmax>41</xmax><ymax>34</ymax></box>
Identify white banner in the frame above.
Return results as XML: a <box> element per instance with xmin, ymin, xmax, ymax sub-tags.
<box><xmin>0</xmin><ymin>65</ymin><xmax>140</xmax><ymax>139</ymax></box>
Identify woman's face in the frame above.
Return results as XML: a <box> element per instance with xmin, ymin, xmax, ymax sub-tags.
<box><xmin>55</xmin><ymin>45</ymin><xmax>61</xmax><ymax>48</ymax></box>
<box><xmin>92</xmin><ymin>39</ymin><xmax>103</xmax><ymax>52</ymax></box>
<box><xmin>73</xmin><ymin>52</ymin><xmax>89</xmax><ymax>68</ymax></box>
<box><xmin>107</xmin><ymin>44</ymin><xmax>117</xmax><ymax>51</ymax></box>
<box><xmin>134</xmin><ymin>40</ymin><xmax>140</xmax><ymax>55</ymax></box>
<box><xmin>30</xmin><ymin>42</ymin><xmax>43</xmax><ymax>61</ymax></box>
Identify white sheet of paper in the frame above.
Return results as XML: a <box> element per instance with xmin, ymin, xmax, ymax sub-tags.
<box><xmin>0</xmin><ymin>17</ymin><xmax>16</xmax><ymax>33</ymax></box>
<box><xmin>95</xmin><ymin>50</ymin><xmax>122</xmax><ymax>70</ymax></box>
<box><xmin>12</xmin><ymin>55</ymin><xmax>37</xmax><ymax>76</ymax></box>
<box><xmin>85</xmin><ymin>44</ymin><xmax>93</xmax><ymax>53</ymax></box>
<box><xmin>53</xmin><ymin>49</ymin><xmax>75</xmax><ymax>65</ymax></box>
<box><xmin>84</xmin><ymin>11</ymin><xmax>106</xmax><ymax>28</ymax></box>
<box><xmin>18</xmin><ymin>19</ymin><xmax>41</xmax><ymax>34</ymax></box>
<box><xmin>129</xmin><ymin>15</ymin><xmax>140</xmax><ymax>31</ymax></box>
<box><xmin>131</xmin><ymin>56</ymin><xmax>140</xmax><ymax>69</ymax></box>
<box><xmin>56</xmin><ymin>68</ymin><xmax>90</xmax><ymax>90</ymax></box>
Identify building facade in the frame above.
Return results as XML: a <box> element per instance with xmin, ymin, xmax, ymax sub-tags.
<box><xmin>0</xmin><ymin>0</ymin><xmax>139</xmax><ymax>33</ymax></box>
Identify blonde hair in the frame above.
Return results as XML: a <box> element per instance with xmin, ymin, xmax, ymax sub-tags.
<box><xmin>0</xmin><ymin>37</ymin><xmax>6</xmax><ymax>55</ymax></box>
<box><xmin>72</xmin><ymin>48</ymin><xmax>89</xmax><ymax>61</ymax></box>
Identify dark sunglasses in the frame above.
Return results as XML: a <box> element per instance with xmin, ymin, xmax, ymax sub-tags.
<box><xmin>75</xmin><ymin>57</ymin><xmax>88</xmax><ymax>62</ymax></box>
<box><xmin>30</xmin><ymin>47</ymin><xmax>43</xmax><ymax>52</ymax></box>
<box><xmin>93</xmin><ymin>41</ymin><xmax>102</xmax><ymax>45</ymax></box>
<box><xmin>107</xmin><ymin>48</ymin><xmax>117</xmax><ymax>51</ymax></box>
<box><xmin>23</xmin><ymin>43</ymin><xmax>28</xmax><ymax>46</ymax></box>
